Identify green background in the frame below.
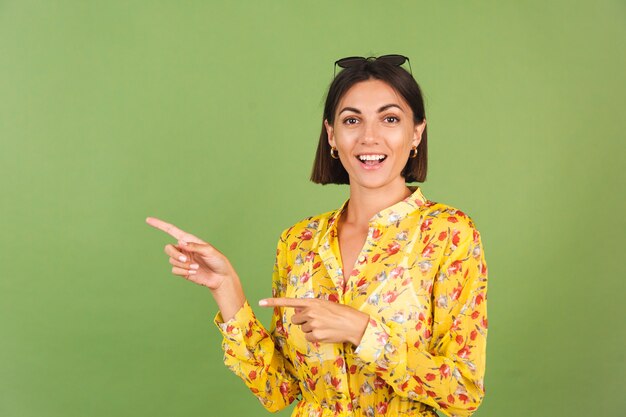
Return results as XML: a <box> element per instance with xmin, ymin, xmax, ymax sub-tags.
<box><xmin>1</xmin><ymin>1</ymin><xmax>624</xmax><ymax>416</ymax></box>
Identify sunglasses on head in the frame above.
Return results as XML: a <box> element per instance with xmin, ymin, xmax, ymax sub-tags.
<box><xmin>333</xmin><ymin>54</ymin><xmax>412</xmax><ymax>77</ymax></box>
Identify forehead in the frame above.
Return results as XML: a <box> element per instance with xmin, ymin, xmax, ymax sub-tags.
<box><xmin>337</xmin><ymin>79</ymin><xmax>407</xmax><ymax>110</ymax></box>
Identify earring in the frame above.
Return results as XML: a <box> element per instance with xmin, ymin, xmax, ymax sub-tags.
<box><xmin>410</xmin><ymin>147</ymin><xmax>418</xmax><ymax>158</ymax></box>
<box><xmin>330</xmin><ymin>147</ymin><xmax>340</xmax><ymax>159</ymax></box>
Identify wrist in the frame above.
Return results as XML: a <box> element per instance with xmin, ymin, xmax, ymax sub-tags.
<box><xmin>210</xmin><ymin>273</ymin><xmax>246</xmax><ymax>322</ymax></box>
<box><xmin>349</xmin><ymin>310</ymin><xmax>370</xmax><ymax>346</ymax></box>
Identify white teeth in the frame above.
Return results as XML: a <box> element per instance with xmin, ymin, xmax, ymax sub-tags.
<box><xmin>358</xmin><ymin>154</ymin><xmax>386</xmax><ymax>161</ymax></box>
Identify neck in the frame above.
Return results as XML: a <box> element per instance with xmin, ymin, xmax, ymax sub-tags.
<box><xmin>343</xmin><ymin>179</ymin><xmax>413</xmax><ymax>228</ymax></box>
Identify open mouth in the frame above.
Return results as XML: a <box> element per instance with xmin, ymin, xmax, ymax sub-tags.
<box><xmin>356</xmin><ymin>154</ymin><xmax>387</xmax><ymax>168</ymax></box>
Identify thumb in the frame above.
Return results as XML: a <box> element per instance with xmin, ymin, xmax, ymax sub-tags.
<box><xmin>179</xmin><ymin>239</ymin><xmax>213</xmax><ymax>256</ymax></box>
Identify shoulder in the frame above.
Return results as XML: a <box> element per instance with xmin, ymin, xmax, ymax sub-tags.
<box><xmin>423</xmin><ymin>200</ymin><xmax>478</xmax><ymax>228</ymax></box>
<box><xmin>419</xmin><ymin>200</ymin><xmax>482</xmax><ymax>246</ymax></box>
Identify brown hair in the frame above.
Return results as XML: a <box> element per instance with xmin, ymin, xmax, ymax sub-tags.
<box><xmin>310</xmin><ymin>58</ymin><xmax>428</xmax><ymax>184</ymax></box>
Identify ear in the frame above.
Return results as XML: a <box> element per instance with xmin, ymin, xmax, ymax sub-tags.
<box><xmin>324</xmin><ymin>119</ymin><xmax>335</xmax><ymax>148</ymax></box>
<box><xmin>412</xmin><ymin>119</ymin><xmax>426</xmax><ymax>148</ymax></box>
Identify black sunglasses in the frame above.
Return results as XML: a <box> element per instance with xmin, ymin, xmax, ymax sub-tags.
<box><xmin>333</xmin><ymin>54</ymin><xmax>412</xmax><ymax>77</ymax></box>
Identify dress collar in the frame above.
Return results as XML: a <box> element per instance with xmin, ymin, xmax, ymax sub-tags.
<box><xmin>327</xmin><ymin>186</ymin><xmax>428</xmax><ymax>228</ymax></box>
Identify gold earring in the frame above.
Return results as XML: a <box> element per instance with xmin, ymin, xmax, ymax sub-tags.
<box><xmin>330</xmin><ymin>147</ymin><xmax>339</xmax><ymax>159</ymax></box>
<box><xmin>410</xmin><ymin>147</ymin><xmax>418</xmax><ymax>158</ymax></box>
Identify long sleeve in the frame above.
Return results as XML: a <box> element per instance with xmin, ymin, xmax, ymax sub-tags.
<box><xmin>352</xmin><ymin>221</ymin><xmax>488</xmax><ymax>417</ymax></box>
<box><xmin>213</xmin><ymin>231</ymin><xmax>301</xmax><ymax>412</ymax></box>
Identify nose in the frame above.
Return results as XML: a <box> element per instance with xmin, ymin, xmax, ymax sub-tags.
<box><xmin>360</xmin><ymin>121</ymin><xmax>379</xmax><ymax>145</ymax></box>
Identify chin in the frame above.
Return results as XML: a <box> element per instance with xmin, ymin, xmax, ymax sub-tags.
<box><xmin>349</xmin><ymin>175</ymin><xmax>397</xmax><ymax>190</ymax></box>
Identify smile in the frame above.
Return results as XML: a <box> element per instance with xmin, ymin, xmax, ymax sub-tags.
<box><xmin>356</xmin><ymin>154</ymin><xmax>387</xmax><ymax>170</ymax></box>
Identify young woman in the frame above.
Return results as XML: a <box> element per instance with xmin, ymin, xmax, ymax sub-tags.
<box><xmin>146</xmin><ymin>55</ymin><xmax>488</xmax><ymax>417</ymax></box>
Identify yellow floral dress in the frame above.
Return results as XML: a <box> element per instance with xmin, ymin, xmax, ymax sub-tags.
<box><xmin>214</xmin><ymin>186</ymin><xmax>488</xmax><ymax>417</ymax></box>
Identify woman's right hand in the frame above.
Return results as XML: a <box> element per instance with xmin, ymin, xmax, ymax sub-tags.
<box><xmin>145</xmin><ymin>216</ymin><xmax>234</xmax><ymax>290</ymax></box>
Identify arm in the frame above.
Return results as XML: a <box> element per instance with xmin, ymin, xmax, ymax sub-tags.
<box><xmin>352</xmin><ymin>223</ymin><xmax>488</xmax><ymax>417</ymax></box>
<box><xmin>144</xmin><ymin>217</ymin><xmax>301</xmax><ymax>411</ymax></box>
<box><xmin>213</xmin><ymin>231</ymin><xmax>302</xmax><ymax>412</ymax></box>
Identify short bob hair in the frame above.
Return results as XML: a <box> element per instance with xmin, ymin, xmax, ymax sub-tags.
<box><xmin>310</xmin><ymin>58</ymin><xmax>428</xmax><ymax>184</ymax></box>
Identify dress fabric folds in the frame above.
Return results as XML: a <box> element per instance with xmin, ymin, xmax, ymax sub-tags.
<box><xmin>214</xmin><ymin>186</ymin><xmax>488</xmax><ymax>417</ymax></box>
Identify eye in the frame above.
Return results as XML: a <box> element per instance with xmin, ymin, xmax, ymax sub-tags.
<box><xmin>384</xmin><ymin>116</ymin><xmax>400</xmax><ymax>123</ymax></box>
<box><xmin>343</xmin><ymin>117</ymin><xmax>359</xmax><ymax>125</ymax></box>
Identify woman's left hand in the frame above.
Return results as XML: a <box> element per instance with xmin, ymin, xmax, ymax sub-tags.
<box><xmin>259</xmin><ymin>297</ymin><xmax>370</xmax><ymax>346</ymax></box>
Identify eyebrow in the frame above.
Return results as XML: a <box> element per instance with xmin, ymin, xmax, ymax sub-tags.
<box><xmin>338</xmin><ymin>104</ymin><xmax>405</xmax><ymax>115</ymax></box>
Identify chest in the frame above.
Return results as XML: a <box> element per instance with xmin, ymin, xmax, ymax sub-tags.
<box><xmin>284</xmin><ymin>219</ymin><xmax>446</xmax><ymax>309</ymax></box>
<box><xmin>282</xmin><ymin>222</ymin><xmax>442</xmax><ymax>360</ymax></box>
<box><xmin>337</xmin><ymin>224</ymin><xmax>369</xmax><ymax>278</ymax></box>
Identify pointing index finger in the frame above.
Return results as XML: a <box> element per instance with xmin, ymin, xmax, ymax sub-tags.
<box><xmin>146</xmin><ymin>216</ymin><xmax>192</xmax><ymax>241</ymax></box>
<box><xmin>258</xmin><ymin>297</ymin><xmax>316</xmax><ymax>308</ymax></box>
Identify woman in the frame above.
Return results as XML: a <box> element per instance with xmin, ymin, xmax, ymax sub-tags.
<box><xmin>146</xmin><ymin>55</ymin><xmax>488</xmax><ymax>417</ymax></box>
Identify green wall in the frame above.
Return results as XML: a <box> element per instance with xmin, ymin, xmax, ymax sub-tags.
<box><xmin>1</xmin><ymin>1</ymin><xmax>623</xmax><ymax>416</ymax></box>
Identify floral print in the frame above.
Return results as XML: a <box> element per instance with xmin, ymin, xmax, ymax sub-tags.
<box><xmin>214</xmin><ymin>186</ymin><xmax>488</xmax><ymax>417</ymax></box>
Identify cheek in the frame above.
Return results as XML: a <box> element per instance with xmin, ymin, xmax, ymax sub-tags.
<box><xmin>334</xmin><ymin>131</ymin><xmax>359</xmax><ymax>149</ymax></box>
<box><xmin>390</xmin><ymin>132</ymin><xmax>412</xmax><ymax>150</ymax></box>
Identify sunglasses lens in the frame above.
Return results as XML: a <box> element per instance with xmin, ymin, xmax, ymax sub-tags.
<box><xmin>336</xmin><ymin>56</ymin><xmax>365</xmax><ymax>68</ymax></box>
<box><xmin>378</xmin><ymin>54</ymin><xmax>407</xmax><ymax>66</ymax></box>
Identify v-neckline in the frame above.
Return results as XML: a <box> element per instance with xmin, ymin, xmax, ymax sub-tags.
<box><xmin>322</xmin><ymin>186</ymin><xmax>426</xmax><ymax>294</ymax></box>
<box><xmin>334</xmin><ymin>200</ymin><xmax>372</xmax><ymax>293</ymax></box>
<box><xmin>334</xmin><ymin>204</ymin><xmax>371</xmax><ymax>289</ymax></box>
